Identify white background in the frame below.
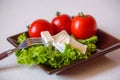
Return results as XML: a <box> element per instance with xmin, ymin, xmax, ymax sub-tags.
<box><xmin>0</xmin><ymin>0</ymin><xmax>120</xmax><ymax>80</ymax></box>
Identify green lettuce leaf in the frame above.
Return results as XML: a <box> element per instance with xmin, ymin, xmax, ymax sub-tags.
<box><xmin>15</xmin><ymin>33</ymin><xmax>98</xmax><ymax>68</ymax></box>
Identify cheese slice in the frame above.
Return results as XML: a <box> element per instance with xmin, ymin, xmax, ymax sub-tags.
<box><xmin>52</xmin><ymin>30</ymin><xmax>70</xmax><ymax>52</ymax></box>
<box><xmin>69</xmin><ymin>37</ymin><xmax>87</xmax><ymax>54</ymax></box>
<box><xmin>41</xmin><ymin>30</ymin><xmax>87</xmax><ymax>54</ymax></box>
<box><xmin>41</xmin><ymin>31</ymin><xmax>54</xmax><ymax>46</ymax></box>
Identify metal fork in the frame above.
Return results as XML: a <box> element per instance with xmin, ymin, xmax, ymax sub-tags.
<box><xmin>0</xmin><ymin>38</ymin><xmax>44</xmax><ymax>60</ymax></box>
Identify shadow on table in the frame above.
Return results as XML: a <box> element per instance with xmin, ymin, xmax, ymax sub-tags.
<box><xmin>57</xmin><ymin>55</ymin><xmax>119</xmax><ymax>77</ymax></box>
<box><xmin>0</xmin><ymin>63</ymin><xmax>20</xmax><ymax>71</ymax></box>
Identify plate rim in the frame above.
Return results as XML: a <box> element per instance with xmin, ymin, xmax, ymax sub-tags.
<box><xmin>6</xmin><ymin>29</ymin><xmax>120</xmax><ymax>74</ymax></box>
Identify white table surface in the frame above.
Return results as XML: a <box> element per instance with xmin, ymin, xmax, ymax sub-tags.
<box><xmin>0</xmin><ymin>0</ymin><xmax>120</xmax><ymax>80</ymax></box>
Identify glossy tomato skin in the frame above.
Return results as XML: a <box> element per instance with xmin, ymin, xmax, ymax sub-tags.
<box><xmin>28</xmin><ymin>19</ymin><xmax>54</xmax><ymax>38</ymax></box>
<box><xmin>52</xmin><ymin>14</ymin><xmax>72</xmax><ymax>34</ymax></box>
<box><xmin>71</xmin><ymin>14</ymin><xmax>97</xmax><ymax>39</ymax></box>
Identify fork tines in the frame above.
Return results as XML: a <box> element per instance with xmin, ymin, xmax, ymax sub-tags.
<box><xmin>29</xmin><ymin>38</ymin><xmax>43</xmax><ymax>43</ymax></box>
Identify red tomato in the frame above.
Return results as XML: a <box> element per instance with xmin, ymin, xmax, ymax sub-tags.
<box><xmin>28</xmin><ymin>19</ymin><xmax>54</xmax><ymax>38</ymax></box>
<box><xmin>52</xmin><ymin>12</ymin><xmax>72</xmax><ymax>34</ymax></box>
<box><xmin>71</xmin><ymin>13</ymin><xmax>97</xmax><ymax>39</ymax></box>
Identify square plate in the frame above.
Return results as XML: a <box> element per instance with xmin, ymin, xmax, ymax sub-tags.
<box><xmin>7</xmin><ymin>29</ymin><xmax>120</xmax><ymax>74</ymax></box>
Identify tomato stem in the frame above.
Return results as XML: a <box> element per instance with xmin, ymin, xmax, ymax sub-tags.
<box><xmin>78</xmin><ymin>12</ymin><xmax>85</xmax><ymax>17</ymax></box>
<box><xmin>26</xmin><ymin>25</ymin><xmax>30</xmax><ymax>29</ymax></box>
<box><xmin>56</xmin><ymin>11</ymin><xmax>61</xmax><ymax>16</ymax></box>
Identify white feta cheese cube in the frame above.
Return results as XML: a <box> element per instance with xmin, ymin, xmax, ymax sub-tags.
<box><xmin>52</xmin><ymin>42</ymin><xmax>65</xmax><ymax>52</ymax></box>
<box><xmin>41</xmin><ymin>31</ymin><xmax>54</xmax><ymax>46</ymax></box>
<box><xmin>52</xmin><ymin>30</ymin><xmax>70</xmax><ymax>52</ymax></box>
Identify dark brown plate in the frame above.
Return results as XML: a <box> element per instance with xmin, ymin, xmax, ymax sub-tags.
<box><xmin>7</xmin><ymin>29</ymin><xmax>120</xmax><ymax>74</ymax></box>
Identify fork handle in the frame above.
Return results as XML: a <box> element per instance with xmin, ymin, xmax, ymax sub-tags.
<box><xmin>0</xmin><ymin>49</ymin><xmax>16</xmax><ymax>60</ymax></box>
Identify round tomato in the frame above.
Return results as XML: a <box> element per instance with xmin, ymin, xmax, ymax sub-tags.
<box><xmin>71</xmin><ymin>13</ymin><xmax>97</xmax><ymax>39</ymax></box>
<box><xmin>28</xmin><ymin>19</ymin><xmax>54</xmax><ymax>38</ymax></box>
<box><xmin>52</xmin><ymin>12</ymin><xmax>72</xmax><ymax>34</ymax></box>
